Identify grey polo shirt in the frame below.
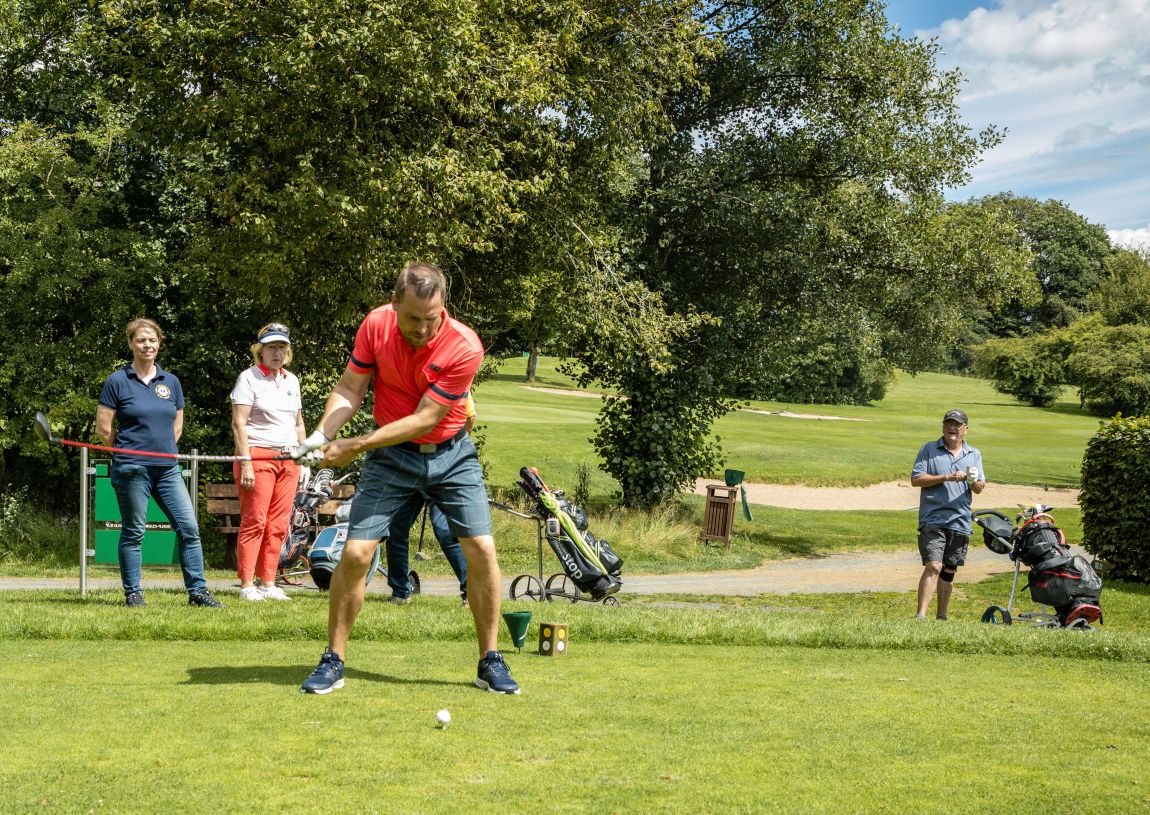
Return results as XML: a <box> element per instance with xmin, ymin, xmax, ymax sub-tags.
<box><xmin>912</xmin><ymin>438</ymin><xmax>985</xmax><ymax>534</ymax></box>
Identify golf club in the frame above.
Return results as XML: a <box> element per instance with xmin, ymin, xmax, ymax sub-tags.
<box><xmin>33</xmin><ymin>411</ymin><xmax>306</xmax><ymax>463</ymax></box>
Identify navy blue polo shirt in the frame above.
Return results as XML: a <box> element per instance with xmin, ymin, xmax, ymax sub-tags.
<box><xmin>912</xmin><ymin>437</ymin><xmax>985</xmax><ymax>534</ymax></box>
<box><xmin>98</xmin><ymin>364</ymin><xmax>185</xmax><ymax>467</ymax></box>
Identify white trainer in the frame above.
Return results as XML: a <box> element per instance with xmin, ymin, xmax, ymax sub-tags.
<box><xmin>240</xmin><ymin>586</ymin><xmax>265</xmax><ymax>602</ymax></box>
<box><xmin>260</xmin><ymin>584</ymin><xmax>291</xmax><ymax>601</ymax></box>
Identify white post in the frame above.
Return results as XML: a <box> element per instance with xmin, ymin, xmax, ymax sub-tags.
<box><xmin>79</xmin><ymin>447</ymin><xmax>89</xmax><ymax>596</ymax></box>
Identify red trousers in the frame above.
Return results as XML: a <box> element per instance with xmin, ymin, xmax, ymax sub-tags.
<box><xmin>233</xmin><ymin>450</ymin><xmax>299</xmax><ymax>584</ymax></box>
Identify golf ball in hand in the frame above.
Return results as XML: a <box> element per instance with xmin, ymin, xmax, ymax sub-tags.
<box><xmin>436</xmin><ymin>709</ymin><xmax>451</xmax><ymax>727</ymax></box>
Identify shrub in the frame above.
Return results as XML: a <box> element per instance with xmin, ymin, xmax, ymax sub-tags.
<box><xmin>973</xmin><ymin>335</ymin><xmax>1063</xmax><ymax>407</ymax></box>
<box><xmin>1080</xmin><ymin>416</ymin><xmax>1150</xmax><ymax>583</ymax></box>
<box><xmin>1067</xmin><ymin>324</ymin><xmax>1150</xmax><ymax>416</ymax></box>
<box><xmin>0</xmin><ymin>489</ymin><xmax>78</xmax><ymax>566</ymax></box>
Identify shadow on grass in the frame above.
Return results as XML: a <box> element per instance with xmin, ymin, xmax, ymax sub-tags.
<box><xmin>737</xmin><ymin>530</ymin><xmax>830</xmax><ymax>558</ymax></box>
<box><xmin>181</xmin><ymin>664</ymin><xmax>463</xmax><ymax>688</ymax></box>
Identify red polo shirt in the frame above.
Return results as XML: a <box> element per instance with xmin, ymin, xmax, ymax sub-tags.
<box><xmin>347</xmin><ymin>304</ymin><xmax>482</xmax><ymax>444</ymax></box>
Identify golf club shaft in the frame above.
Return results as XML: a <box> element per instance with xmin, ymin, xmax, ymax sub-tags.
<box><xmin>53</xmin><ymin>437</ymin><xmax>293</xmax><ymax>463</ymax></box>
<box><xmin>35</xmin><ymin>411</ymin><xmax>295</xmax><ymax>462</ymax></box>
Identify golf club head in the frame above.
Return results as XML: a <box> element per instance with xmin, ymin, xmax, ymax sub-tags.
<box><xmin>33</xmin><ymin>411</ymin><xmax>56</xmax><ymax>444</ymax></box>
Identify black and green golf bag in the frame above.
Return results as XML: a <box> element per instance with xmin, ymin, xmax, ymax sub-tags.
<box><xmin>518</xmin><ymin>467</ymin><xmax>622</xmax><ymax>600</ymax></box>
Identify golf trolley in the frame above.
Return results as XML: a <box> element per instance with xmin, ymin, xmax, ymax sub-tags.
<box><xmin>974</xmin><ymin>505</ymin><xmax>1102</xmax><ymax>630</ymax></box>
<box><xmin>277</xmin><ymin>468</ymin><xmax>420</xmax><ymax>593</ymax></box>
<box><xmin>492</xmin><ymin>466</ymin><xmax>623</xmax><ymax>605</ymax></box>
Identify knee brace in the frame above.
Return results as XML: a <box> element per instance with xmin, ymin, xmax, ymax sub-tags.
<box><xmin>939</xmin><ymin>568</ymin><xmax>957</xmax><ymax>583</ymax></box>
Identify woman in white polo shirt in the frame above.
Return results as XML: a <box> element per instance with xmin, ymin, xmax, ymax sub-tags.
<box><xmin>230</xmin><ymin>322</ymin><xmax>306</xmax><ymax>601</ymax></box>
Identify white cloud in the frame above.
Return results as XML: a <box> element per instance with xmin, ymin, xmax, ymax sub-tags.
<box><xmin>1109</xmin><ymin>224</ymin><xmax>1150</xmax><ymax>248</ymax></box>
<box><xmin>926</xmin><ymin>0</ymin><xmax>1150</xmax><ymax>232</ymax></box>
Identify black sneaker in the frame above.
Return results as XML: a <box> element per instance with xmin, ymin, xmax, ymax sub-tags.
<box><xmin>475</xmin><ymin>650</ymin><xmax>520</xmax><ymax>694</ymax></box>
<box><xmin>301</xmin><ymin>649</ymin><xmax>345</xmax><ymax>694</ymax></box>
<box><xmin>188</xmin><ymin>591</ymin><xmax>224</xmax><ymax>608</ymax></box>
<box><xmin>125</xmin><ymin>592</ymin><xmax>145</xmax><ymax>608</ymax></box>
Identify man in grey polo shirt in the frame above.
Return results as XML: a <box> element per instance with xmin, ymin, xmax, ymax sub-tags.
<box><xmin>911</xmin><ymin>409</ymin><xmax>986</xmax><ymax>620</ymax></box>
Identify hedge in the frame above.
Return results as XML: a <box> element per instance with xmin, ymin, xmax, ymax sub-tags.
<box><xmin>1080</xmin><ymin>416</ymin><xmax>1150</xmax><ymax>582</ymax></box>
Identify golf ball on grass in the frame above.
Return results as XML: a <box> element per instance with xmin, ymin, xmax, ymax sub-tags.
<box><xmin>436</xmin><ymin>709</ymin><xmax>451</xmax><ymax>728</ymax></box>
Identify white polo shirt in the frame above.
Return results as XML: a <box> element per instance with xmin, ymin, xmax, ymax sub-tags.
<box><xmin>230</xmin><ymin>364</ymin><xmax>302</xmax><ymax>448</ymax></box>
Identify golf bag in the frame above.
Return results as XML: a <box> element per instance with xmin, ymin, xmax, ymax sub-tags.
<box><xmin>518</xmin><ymin>466</ymin><xmax>623</xmax><ymax>600</ymax></box>
<box><xmin>306</xmin><ymin>499</ymin><xmax>381</xmax><ymax>591</ymax></box>
<box><xmin>1015</xmin><ymin>512</ymin><xmax>1103</xmax><ymax>626</ymax></box>
<box><xmin>1027</xmin><ymin>555</ymin><xmax>1103</xmax><ymax>627</ymax></box>
<box><xmin>279</xmin><ymin>468</ymin><xmax>336</xmax><ymax>573</ymax></box>
<box><xmin>1013</xmin><ymin>517</ymin><xmax>1070</xmax><ymax>570</ymax></box>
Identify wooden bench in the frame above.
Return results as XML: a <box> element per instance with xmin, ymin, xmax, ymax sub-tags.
<box><xmin>204</xmin><ymin>482</ymin><xmax>356</xmax><ymax>543</ymax></box>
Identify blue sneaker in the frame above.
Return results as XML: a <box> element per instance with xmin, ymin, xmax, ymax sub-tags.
<box><xmin>188</xmin><ymin>591</ymin><xmax>224</xmax><ymax>608</ymax></box>
<box><xmin>475</xmin><ymin>651</ymin><xmax>520</xmax><ymax>694</ymax></box>
<box><xmin>301</xmin><ymin>650</ymin><xmax>345</xmax><ymax>695</ymax></box>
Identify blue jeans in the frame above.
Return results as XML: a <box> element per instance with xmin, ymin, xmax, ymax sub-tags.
<box><xmin>386</xmin><ymin>491</ymin><xmax>469</xmax><ymax>599</ymax></box>
<box><xmin>110</xmin><ymin>462</ymin><xmax>208</xmax><ymax>596</ymax></box>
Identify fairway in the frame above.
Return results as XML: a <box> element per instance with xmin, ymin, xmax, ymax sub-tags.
<box><xmin>3</xmin><ymin>640</ymin><xmax>1147</xmax><ymax>814</ymax></box>
<box><xmin>475</xmin><ymin>361</ymin><xmax>1101</xmax><ymax>493</ymax></box>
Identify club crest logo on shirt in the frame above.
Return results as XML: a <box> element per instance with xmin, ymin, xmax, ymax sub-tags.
<box><xmin>154</xmin><ymin>384</ymin><xmax>172</xmax><ymax>400</ymax></box>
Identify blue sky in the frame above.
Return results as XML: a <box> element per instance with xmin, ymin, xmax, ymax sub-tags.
<box><xmin>881</xmin><ymin>0</ymin><xmax>1150</xmax><ymax>247</ymax></box>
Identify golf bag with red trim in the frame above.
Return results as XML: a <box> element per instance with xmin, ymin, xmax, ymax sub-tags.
<box><xmin>1015</xmin><ymin>515</ymin><xmax>1103</xmax><ymax>627</ymax></box>
<box><xmin>518</xmin><ymin>466</ymin><xmax>622</xmax><ymax>600</ymax></box>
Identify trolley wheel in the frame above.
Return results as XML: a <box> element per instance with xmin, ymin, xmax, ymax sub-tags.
<box><xmin>409</xmin><ymin>570</ymin><xmax>421</xmax><ymax>595</ymax></box>
<box><xmin>509</xmin><ymin>574</ymin><xmax>546</xmax><ymax>602</ymax></box>
<box><xmin>980</xmin><ymin>605</ymin><xmax>1012</xmax><ymax>625</ymax></box>
<box><xmin>276</xmin><ymin>568</ymin><xmax>309</xmax><ymax>587</ymax></box>
<box><xmin>545</xmin><ymin>573</ymin><xmax>581</xmax><ymax>603</ymax></box>
<box><xmin>601</xmin><ymin>595</ymin><xmax>620</xmax><ymax>606</ymax></box>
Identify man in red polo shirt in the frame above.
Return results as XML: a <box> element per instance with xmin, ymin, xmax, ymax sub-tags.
<box><xmin>296</xmin><ymin>262</ymin><xmax>518</xmax><ymax>695</ymax></box>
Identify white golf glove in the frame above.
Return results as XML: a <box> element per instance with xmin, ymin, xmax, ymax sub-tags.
<box><xmin>293</xmin><ymin>429</ymin><xmax>329</xmax><ymax>464</ymax></box>
<box><xmin>966</xmin><ymin>466</ymin><xmax>980</xmax><ymax>484</ymax></box>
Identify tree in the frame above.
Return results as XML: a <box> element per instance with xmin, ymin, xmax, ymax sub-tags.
<box><xmin>973</xmin><ymin>335</ymin><xmax>1065</xmax><ymax>408</ymax></box>
<box><xmin>1</xmin><ymin>0</ymin><xmax>705</xmax><ymax>501</ymax></box>
<box><xmin>1090</xmin><ymin>247</ymin><xmax>1150</xmax><ymax>328</ymax></box>
<box><xmin>971</xmin><ymin>193</ymin><xmax>1114</xmax><ymax>336</ymax></box>
<box><xmin>578</xmin><ymin>0</ymin><xmax>1033</xmax><ymax>506</ymax></box>
<box><xmin>1067</xmin><ymin>323</ymin><xmax>1150</xmax><ymax>417</ymax></box>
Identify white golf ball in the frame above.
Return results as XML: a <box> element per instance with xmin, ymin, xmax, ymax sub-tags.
<box><xmin>436</xmin><ymin>709</ymin><xmax>451</xmax><ymax>726</ymax></box>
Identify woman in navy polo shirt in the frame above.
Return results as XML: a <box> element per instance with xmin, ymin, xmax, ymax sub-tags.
<box><xmin>96</xmin><ymin>318</ymin><xmax>223</xmax><ymax>608</ymax></box>
<box><xmin>229</xmin><ymin>322</ymin><xmax>305</xmax><ymax>602</ymax></box>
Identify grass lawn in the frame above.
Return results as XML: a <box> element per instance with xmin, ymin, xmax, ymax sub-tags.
<box><xmin>475</xmin><ymin>358</ymin><xmax>1100</xmax><ymax>493</ymax></box>
<box><xmin>2</xmin><ymin>590</ymin><xmax>1148</xmax><ymax>814</ymax></box>
<box><xmin>4</xmin><ymin>359</ymin><xmax>1142</xmax><ymax>813</ymax></box>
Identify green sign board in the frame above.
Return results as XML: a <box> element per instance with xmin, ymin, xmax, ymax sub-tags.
<box><xmin>92</xmin><ymin>463</ymin><xmax>183</xmax><ymax>565</ymax></box>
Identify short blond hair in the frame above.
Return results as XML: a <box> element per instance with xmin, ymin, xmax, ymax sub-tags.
<box><xmin>250</xmin><ymin>342</ymin><xmax>293</xmax><ymax>367</ymax></box>
<box><xmin>125</xmin><ymin>318</ymin><xmax>164</xmax><ymax>343</ymax></box>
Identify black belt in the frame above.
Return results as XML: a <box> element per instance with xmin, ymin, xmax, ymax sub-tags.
<box><xmin>396</xmin><ymin>427</ymin><xmax>468</xmax><ymax>454</ymax></box>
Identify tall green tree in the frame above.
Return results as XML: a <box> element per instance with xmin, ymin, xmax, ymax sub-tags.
<box><xmin>1</xmin><ymin>0</ymin><xmax>704</xmax><ymax>501</ymax></box>
<box><xmin>578</xmin><ymin>0</ymin><xmax>1032</xmax><ymax>506</ymax></box>
<box><xmin>971</xmin><ymin>193</ymin><xmax>1114</xmax><ymax>336</ymax></box>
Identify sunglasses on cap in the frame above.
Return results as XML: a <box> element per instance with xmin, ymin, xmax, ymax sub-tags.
<box><xmin>258</xmin><ymin>322</ymin><xmax>291</xmax><ymax>343</ymax></box>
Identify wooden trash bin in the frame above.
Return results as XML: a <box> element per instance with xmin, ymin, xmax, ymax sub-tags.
<box><xmin>701</xmin><ymin>484</ymin><xmax>739</xmax><ymax>550</ymax></box>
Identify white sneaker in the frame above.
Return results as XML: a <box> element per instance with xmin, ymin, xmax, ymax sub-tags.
<box><xmin>240</xmin><ymin>586</ymin><xmax>265</xmax><ymax>602</ymax></box>
<box><xmin>260</xmin><ymin>584</ymin><xmax>291</xmax><ymax>601</ymax></box>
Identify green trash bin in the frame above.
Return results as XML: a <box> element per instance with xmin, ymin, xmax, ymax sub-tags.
<box><xmin>92</xmin><ymin>463</ymin><xmax>182</xmax><ymax>564</ymax></box>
